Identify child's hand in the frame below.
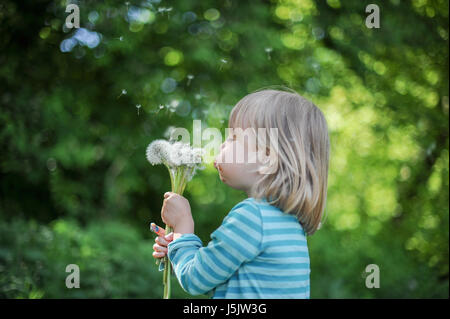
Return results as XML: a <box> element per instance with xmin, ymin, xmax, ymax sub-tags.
<box><xmin>150</xmin><ymin>223</ymin><xmax>174</xmax><ymax>259</ymax></box>
<box><xmin>161</xmin><ymin>192</ymin><xmax>194</xmax><ymax>233</ymax></box>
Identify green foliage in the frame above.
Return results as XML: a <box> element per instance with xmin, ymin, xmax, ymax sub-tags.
<box><xmin>0</xmin><ymin>218</ymin><xmax>202</xmax><ymax>298</ymax></box>
<box><xmin>0</xmin><ymin>0</ymin><xmax>448</xmax><ymax>298</ymax></box>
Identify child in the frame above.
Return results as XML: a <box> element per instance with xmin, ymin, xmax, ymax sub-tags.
<box><xmin>152</xmin><ymin>88</ymin><xmax>330</xmax><ymax>299</ymax></box>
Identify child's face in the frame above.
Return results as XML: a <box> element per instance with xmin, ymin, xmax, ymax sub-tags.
<box><xmin>214</xmin><ymin>128</ymin><xmax>261</xmax><ymax>194</ymax></box>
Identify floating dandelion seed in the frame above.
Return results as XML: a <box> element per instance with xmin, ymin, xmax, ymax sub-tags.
<box><xmin>119</xmin><ymin>36</ymin><xmax>124</xmax><ymax>41</ymax></box>
<box><xmin>125</xmin><ymin>1</ymin><xmax>130</xmax><ymax>11</ymax></box>
<box><xmin>219</xmin><ymin>58</ymin><xmax>228</xmax><ymax>70</ymax></box>
<box><xmin>136</xmin><ymin>104</ymin><xmax>141</xmax><ymax>115</ymax></box>
<box><xmin>117</xmin><ymin>89</ymin><xmax>127</xmax><ymax>99</ymax></box>
<box><xmin>151</xmin><ymin>104</ymin><xmax>165</xmax><ymax>114</ymax></box>
<box><xmin>187</xmin><ymin>74</ymin><xmax>194</xmax><ymax>86</ymax></box>
<box><xmin>158</xmin><ymin>7</ymin><xmax>173</xmax><ymax>18</ymax></box>
<box><xmin>265</xmin><ymin>47</ymin><xmax>273</xmax><ymax>60</ymax></box>
<box><xmin>195</xmin><ymin>92</ymin><xmax>208</xmax><ymax>100</ymax></box>
<box><xmin>166</xmin><ymin>7</ymin><xmax>173</xmax><ymax>18</ymax></box>
<box><xmin>155</xmin><ymin>104</ymin><xmax>166</xmax><ymax>114</ymax></box>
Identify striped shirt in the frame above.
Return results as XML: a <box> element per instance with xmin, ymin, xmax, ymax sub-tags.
<box><xmin>167</xmin><ymin>197</ymin><xmax>310</xmax><ymax>299</ymax></box>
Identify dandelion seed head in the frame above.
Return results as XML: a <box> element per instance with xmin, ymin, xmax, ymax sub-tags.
<box><xmin>168</xmin><ymin>141</ymin><xmax>187</xmax><ymax>166</ymax></box>
<box><xmin>122</xmin><ymin>89</ymin><xmax>127</xmax><ymax>94</ymax></box>
<box><xmin>147</xmin><ymin>138</ymin><xmax>204</xmax><ymax>175</ymax></box>
<box><xmin>146</xmin><ymin>139</ymin><xmax>172</xmax><ymax>165</ymax></box>
<box><xmin>187</xmin><ymin>74</ymin><xmax>194</xmax><ymax>80</ymax></box>
<box><xmin>191</xmin><ymin>147</ymin><xmax>205</xmax><ymax>165</ymax></box>
<box><xmin>168</xmin><ymin>142</ymin><xmax>205</xmax><ymax>167</ymax></box>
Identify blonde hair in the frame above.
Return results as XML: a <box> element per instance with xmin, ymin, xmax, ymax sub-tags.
<box><xmin>229</xmin><ymin>86</ymin><xmax>330</xmax><ymax>236</ymax></box>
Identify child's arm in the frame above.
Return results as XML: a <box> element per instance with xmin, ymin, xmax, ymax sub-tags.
<box><xmin>167</xmin><ymin>199</ymin><xmax>264</xmax><ymax>296</ymax></box>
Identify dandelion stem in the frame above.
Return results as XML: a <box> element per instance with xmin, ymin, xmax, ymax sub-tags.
<box><xmin>146</xmin><ymin>139</ymin><xmax>205</xmax><ymax>299</ymax></box>
<box><xmin>163</xmin><ymin>223</ymin><xmax>172</xmax><ymax>299</ymax></box>
<box><xmin>162</xmin><ymin>165</ymin><xmax>184</xmax><ymax>299</ymax></box>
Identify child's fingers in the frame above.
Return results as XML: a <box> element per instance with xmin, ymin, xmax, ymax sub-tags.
<box><xmin>164</xmin><ymin>192</ymin><xmax>174</xmax><ymax>198</ymax></box>
<box><xmin>152</xmin><ymin>251</ymin><xmax>165</xmax><ymax>258</ymax></box>
<box><xmin>153</xmin><ymin>243</ymin><xmax>168</xmax><ymax>253</ymax></box>
<box><xmin>155</xmin><ymin>236</ymin><xmax>168</xmax><ymax>246</ymax></box>
<box><xmin>150</xmin><ymin>222</ymin><xmax>166</xmax><ymax>236</ymax></box>
<box><xmin>165</xmin><ymin>232</ymin><xmax>174</xmax><ymax>242</ymax></box>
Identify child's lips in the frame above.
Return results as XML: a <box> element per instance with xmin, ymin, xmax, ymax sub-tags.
<box><xmin>214</xmin><ymin>160</ymin><xmax>223</xmax><ymax>172</ymax></box>
<box><xmin>214</xmin><ymin>161</ymin><xmax>226</xmax><ymax>181</ymax></box>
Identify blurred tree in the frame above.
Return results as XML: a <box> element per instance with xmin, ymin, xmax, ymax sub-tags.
<box><xmin>0</xmin><ymin>0</ymin><xmax>448</xmax><ymax>298</ymax></box>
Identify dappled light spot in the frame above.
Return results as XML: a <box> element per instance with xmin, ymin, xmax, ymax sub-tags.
<box><xmin>182</xmin><ymin>11</ymin><xmax>197</xmax><ymax>24</ymax></box>
<box><xmin>160</xmin><ymin>78</ymin><xmax>177</xmax><ymax>93</ymax></box>
<box><xmin>60</xmin><ymin>28</ymin><xmax>102</xmax><ymax>53</ymax></box>
<box><xmin>164</xmin><ymin>50</ymin><xmax>184</xmax><ymax>66</ymax></box>
<box><xmin>88</xmin><ymin>11</ymin><xmax>99</xmax><ymax>23</ymax></box>
<box><xmin>204</xmin><ymin>8</ymin><xmax>220</xmax><ymax>21</ymax></box>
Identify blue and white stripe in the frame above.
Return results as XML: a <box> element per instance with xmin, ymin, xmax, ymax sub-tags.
<box><xmin>167</xmin><ymin>197</ymin><xmax>310</xmax><ymax>299</ymax></box>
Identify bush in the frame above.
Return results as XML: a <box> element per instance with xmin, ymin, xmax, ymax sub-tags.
<box><xmin>0</xmin><ymin>218</ymin><xmax>206</xmax><ymax>299</ymax></box>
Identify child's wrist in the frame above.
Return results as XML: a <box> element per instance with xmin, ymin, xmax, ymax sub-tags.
<box><xmin>173</xmin><ymin>232</ymin><xmax>192</xmax><ymax>241</ymax></box>
<box><xmin>173</xmin><ymin>219</ymin><xmax>194</xmax><ymax>236</ymax></box>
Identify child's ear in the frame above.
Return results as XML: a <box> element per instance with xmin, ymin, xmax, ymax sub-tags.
<box><xmin>258</xmin><ymin>146</ymin><xmax>278</xmax><ymax>175</ymax></box>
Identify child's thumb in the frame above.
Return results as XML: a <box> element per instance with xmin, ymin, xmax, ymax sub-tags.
<box><xmin>164</xmin><ymin>192</ymin><xmax>173</xmax><ymax>198</ymax></box>
<box><xmin>165</xmin><ymin>232</ymin><xmax>174</xmax><ymax>242</ymax></box>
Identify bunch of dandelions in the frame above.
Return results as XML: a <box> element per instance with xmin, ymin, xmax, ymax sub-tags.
<box><xmin>146</xmin><ymin>139</ymin><xmax>205</xmax><ymax>299</ymax></box>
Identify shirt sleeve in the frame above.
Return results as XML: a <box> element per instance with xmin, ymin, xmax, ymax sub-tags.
<box><xmin>167</xmin><ymin>199</ymin><xmax>264</xmax><ymax>296</ymax></box>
